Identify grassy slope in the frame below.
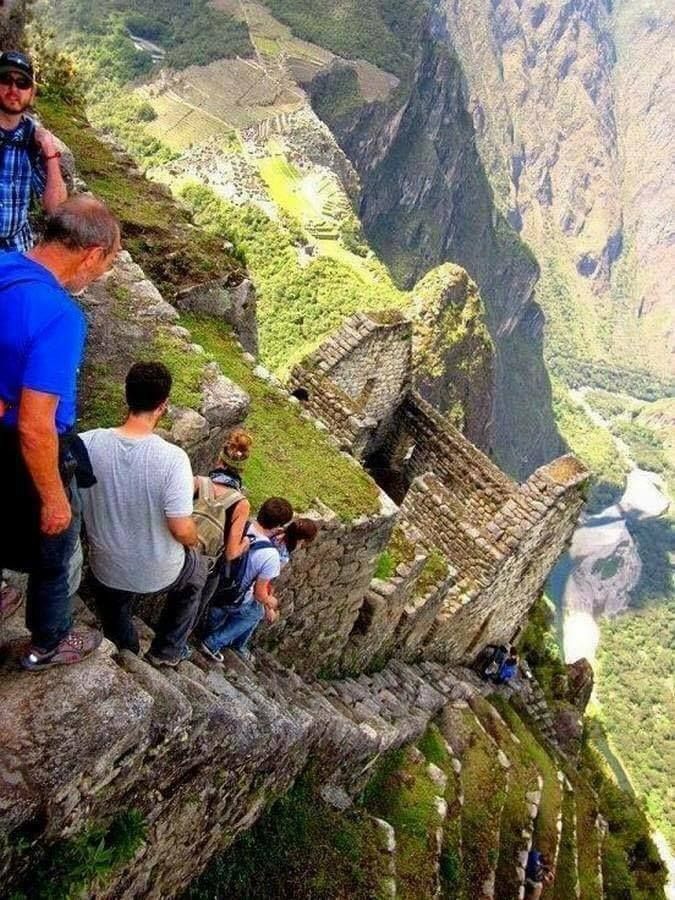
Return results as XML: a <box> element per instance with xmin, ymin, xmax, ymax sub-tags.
<box><xmin>417</xmin><ymin>724</ymin><xmax>462</xmax><ymax>898</ymax></box>
<box><xmin>363</xmin><ymin>745</ymin><xmax>444</xmax><ymax>898</ymax></box>
<box><xmin>449</xmin><ymin>708</ymin><xmax>508</xmax><ymax>897</ymax></box>
<box><xmin>182</xmin><ymin>182</ymin><xmax>409</xmax><ymax>373</ymax></box>
<box><xmin>551</xmin><ymin>787</ymin><xmax>579</xmax><ymax>900</ymax></box>
<box><xmin>489</xmin><ymin>697</ymin><xmax>562</xmax><ymax>866</ymax></box>
<box><xmin>471</xmin><ymin>697</ymin><xmax>541</xmax><ymax>900</ymax></box>
<box><xmin>184</xmin><ymin>775</ymin><xmax>387</xmax><ymax>900</ymax></box>
<box><xmin>39</xmin><ymin>94</ymin><xmax>380</xmax><ymax>520</ymax></box>
<box><xmin>37</xmin><ymin>96</ymin><xmax>243</xmax><ymax>301</ymax></box>
<box><xmin>574</xmin><ymin>779</ymin><xmax>602</xmax><ymax>900</ymax></box>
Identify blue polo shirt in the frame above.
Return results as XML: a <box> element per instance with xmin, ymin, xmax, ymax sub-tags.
<box><xmin>0</xmin><ymin>252</ymin><xmax>86</xmax><ymax>433</ymax></box>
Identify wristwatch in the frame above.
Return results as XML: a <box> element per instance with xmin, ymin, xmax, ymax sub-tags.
<box><xmin>44</xmin><ymin>151</ymin><xmax>62</xmax><ymax>161</ymax></box>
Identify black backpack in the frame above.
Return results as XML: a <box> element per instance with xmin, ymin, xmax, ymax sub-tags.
<box><xmin>210</xmin><ymin>530</ymin><xmax>276</xmax><ymax>609</ymax></box>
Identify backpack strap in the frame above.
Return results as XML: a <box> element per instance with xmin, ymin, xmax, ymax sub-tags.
<box><xmin>195</xmin><ymin>475</ymin><xmax>216</xmax><ymax>502</ymax></box>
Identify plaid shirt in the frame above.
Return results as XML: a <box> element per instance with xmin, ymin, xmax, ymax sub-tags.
<box><xmin>0</xmin><ymin>116</ymin><xmax>47</xmax><ymax>253</ymax></box>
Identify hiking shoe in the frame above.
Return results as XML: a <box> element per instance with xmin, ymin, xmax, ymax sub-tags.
<box><xmin>0</xmin><ymin>583</ymin><xmax>22</xmax><ymax>621</ymax></box>
<box><xmin>233</xmin><ymin>647</ymin><xmax>255</xmax><ymax>665</ymax></box>
<box><xmin>200</xmin><ymin>641</ymin><xmax>224</xmax><ymax>663</ymax></box>
<box><xmin>145</xmin><ymin>645</ymin><xmax>192</xmax><ymax>668</ymax></box>
<box><xmin>20</xmin><ymin>628</ymin><xmax>103</xmax><ymax>673</ymax></box>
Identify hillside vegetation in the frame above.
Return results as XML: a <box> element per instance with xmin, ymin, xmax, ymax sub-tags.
<box><xmin>596</xmin><ymin>600</ymin><xmax>675</xmax><ymax>848</ymax></box>
<box><xmin>45</xmin><ymin>0</ymin><xmax>252</xmax><ymax>70</ymax></box>
<box><xmin>261</xmin><ymin>0</ymin><xmax>428</xmax><ymax>77</ymax></box>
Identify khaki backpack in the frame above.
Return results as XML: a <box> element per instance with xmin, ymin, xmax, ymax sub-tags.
<box><xmin>193</xmin><ymin>476</ymin><xmax>245</xmax><ymax>570</ymax></box>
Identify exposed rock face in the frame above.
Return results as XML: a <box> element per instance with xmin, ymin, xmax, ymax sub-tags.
<box><xmin>310</xmin><ymin>29</ymin><xmax>564</xmax><ymax>479</ymax></box>
<box><xmin>437</xmin><ymin>0</ymin><xmax>674</xmax><ymax>380</ymax></box>
<box><xmin>175</xmin><ymin>276</ymin><xmax>259</xmax><ymax>357</ymax></box>
<box><xmin>566</xmin><ymin>658</ymin><xmax>594</xmax><ymax>713</ymax></box>
<box><xmin>410</xmin><ymin>263</ymin><xmax>495</xmax><ymax>449</ymax></box>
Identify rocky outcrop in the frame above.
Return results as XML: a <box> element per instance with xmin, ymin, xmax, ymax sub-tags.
<box><xmin>81</xmin><ymin>250</ymin><xmax>250</xmax><ymax>470</ymax></box>
<box><xmin>410</xmin><ymin>263</ymin><xmax>495</xmax><ymax>449</ymax></box>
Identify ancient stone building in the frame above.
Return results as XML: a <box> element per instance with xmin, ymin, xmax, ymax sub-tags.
<box><xmin>284</xmin><ymin>313</ymin><xmax>588</xmax><ymax>674</ymax></box>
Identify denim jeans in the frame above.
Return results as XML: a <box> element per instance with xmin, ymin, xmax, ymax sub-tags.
<box><xmin>91</xmin><ymin>548</ymin><xmax>207</xmax><ymax>660</ymax></box>
<box><xmin>203</xmin><ymin>596</ymin><xmax>264</xmax><ymax>654</ymax></box>
<box><xmin>25</xmin><ymin>478</ymin><xmax>81</xmax><ymax>650</ymax></box>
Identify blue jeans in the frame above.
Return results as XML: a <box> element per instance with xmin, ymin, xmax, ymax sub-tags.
<box><xmin>25</xmin><ymin>478</ymin><xmax>81</xmax><ymax>650</ymax></box>
<box><xmin>203</xmin><ymin>596</ymin><xmax>264</xmax><ymax>654</ymax></box>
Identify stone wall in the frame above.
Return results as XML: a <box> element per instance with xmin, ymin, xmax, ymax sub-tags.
<box><xmin>288</xmin><ymin>312</ymin><xmax>412</xmax><ymax>459</ymax></box>
<box><xmin>398</xmin><ymin>394</ymin><xmax>515</xmax><ymax>529</ymax></box>
<box><xmin>285</xmin><ymin>319</ymin><xmax>589</xmax><ymax>676</ymax></box>
<box><xmin>0</xmin><ymin>603</ymin><xmax>468</xmax><ymax>899</ymax></box>
<box><xmin>260</xmin><ymin>496</ymin><xmax>398</xmax><ymax>677</ymax></box>
<box><xmin>421</xmin><ymin>457</ymin><xmax>589</xmax><ymax>662</ymax></box>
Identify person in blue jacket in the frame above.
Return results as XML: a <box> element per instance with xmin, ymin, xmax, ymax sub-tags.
<box><xmin>495</xmin><ymin>648</ymin><xmax>520</xmax><ymax>685</ymax></box>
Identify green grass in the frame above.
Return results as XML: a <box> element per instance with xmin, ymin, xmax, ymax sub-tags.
<box><xmin>449</xmin><ymin>708</ymin><xmax>508</xmax><ymax>897</ymax></box>
<box><xmin>182</xmin><ymin>183</ymin><xmax>407</xmax><ymax>374</ymax></box>
<box><xmin>575</xmin><ymin>780</ymin><xmax>602</xmax><ymax>900</ymax></box>
<box><xmin>374</xmin><ymin>525</ymin><xmax>417</xmax><ymax>580</ymax></box>
<box><xmin>551</xmin><ymin>787</ymin><xmax>579</xmax><ymax>900</ymax></box>
<box><xmin>184</xmin><ymin>774</ymin><xmax>386</xmax><ymax>900</ymax></box>
<box><xmin>469</xmin><ymin>697</ymin><xmax>540</xmax><ymax>900</ymax></box>
<box><xmin>414</xmin><ymin>549</ymin><xmax>449</xmax><ymax>598</ymax></box>
<box><xmin>363</xmin><ymin>745</ymin><xmax>445</xmax><ymax>899</ymax></box>
<box><xmin>182</xmin><ymin>314</ymin><xmax>380</xmax><ymax>520</ymax></box>
<box><xmin>10</xmin><ymin>810</ymin><xmax>145</xmax><ymax>899</ymax></box>
<box><xmin>36</xmin><ymin>96</ymin><xmax>243</xmax><ymax>302</ymax></box>
<box><xmin>416</xmin><ymin>724</ymin><xmax>462</xmax><ymax>899</ymax></box>
<box><xmin>489</xmin><ymin>697</ymin><xmax>562</xmax><ymax>864</ymax></box>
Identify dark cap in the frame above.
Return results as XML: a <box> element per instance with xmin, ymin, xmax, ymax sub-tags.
<box><xmin>0</xmin><ymin>51</ymin><xmax>34</xmax><ymax>82</ymax></box>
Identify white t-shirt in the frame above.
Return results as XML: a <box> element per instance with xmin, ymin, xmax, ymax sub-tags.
<box><xmin>79</xmin><ymin>429</ymin><xmax>193</xmax><ymax>593</ymax></box>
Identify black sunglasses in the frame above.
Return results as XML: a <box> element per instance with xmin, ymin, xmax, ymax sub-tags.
<box><xmin>0</xmin><ymin>73</ymin><xmax>33</xmax><ymax>90</ymax></box>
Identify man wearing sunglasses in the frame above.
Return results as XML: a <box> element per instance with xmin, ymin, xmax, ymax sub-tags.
<box><xmin>0</xmin><ymin>51</ymin><xmax>67</xmax><ymax>254</ymax></box>
<box><xmin>0</xmin><ymin>50</ymin><xmax>68</xmax><ymax>621</ymax></box>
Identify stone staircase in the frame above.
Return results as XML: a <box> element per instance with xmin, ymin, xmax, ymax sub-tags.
<box><xmin>0</xmin><ymin>593</ymin><xmax>604</xmax><ymax>900</ymax></box>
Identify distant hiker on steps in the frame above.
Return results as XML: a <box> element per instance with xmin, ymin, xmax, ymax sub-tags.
<box><xmin>80</xmin><ymin>362</ymin><xmax>208</xmax><ymax>668</ymax></box>
<box><xmin>0</xmin><ymin>196</ymin><xmax>120</xmax><ymax>671</ymax></box>
<box><xmin>0</xmin><ymin>50</ymin><xmax>69</xmax><ymax>617</ymax></box>
<box><xmin>200</xmin><ymin>497</ymin><xmax>293</xmax><ymax>665</ymax></box>
<box><xmin>525</xmin><ymin>849</ymin><xmax>554</xmax><ymax>899</ymax></box>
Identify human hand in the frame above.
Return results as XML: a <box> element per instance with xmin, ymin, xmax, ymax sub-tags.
<box><xmin>41</xmin><ymin>490</ymin><xmax>72</xmax><ymax>535</ymax></box>
<box><xmin>264</xmin><ymin>606</ymin><xmax>279</xmax><ymax>625</ymax></box>
<box><xmin>34</xmin><ymin>127</ymin><xmax>58</xmax><ymax>158</ymax></box>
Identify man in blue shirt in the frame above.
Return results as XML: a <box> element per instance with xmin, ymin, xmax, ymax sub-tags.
<box><xmin>0</xmin><ymin>51</ymin><xmax>67</xmax><ymax>251</ymax></box>
<box><xmin>0</xmin><ymin>49</ymin><xmax>68</xmax><ymax>616</ymax></box>
<box><xmin>0</xmin><ymin>195</ymin><xmax>121</xmax><ymax>672</ymax></box>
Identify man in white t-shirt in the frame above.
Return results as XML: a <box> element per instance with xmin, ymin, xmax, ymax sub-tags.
<box><xmin>200</xmin><ymin>497</ymin><xmax>293</xmax><ymax>664</ymax></box>
<box><xmin>79</xmin><ymin>362</ymin><xmax>207</xmax><ymax>666</ymax></box>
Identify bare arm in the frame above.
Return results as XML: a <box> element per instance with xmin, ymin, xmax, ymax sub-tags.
<box><xmin>18</xmin><ymin>388</ymin><xmax>70</xmax><ymax>535</ymax></box>
<box><xmin>34</xmin><ymin>128</ymin><xmax>67</xmax><ymax>213</ymax></box>
<box><xmin>253</xmin><ymin>577</ymin><xmax>279</xmax><ymax>623</ymax></box>
<box><xmin>167</xmin><ymin>515</ymin><xmax>199</xmax><ymax>547</ymax></box>
<box><xmin>224</xmin><ymin>498</ymin><xmax>251</xmax><ymax>561</ymax></box>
